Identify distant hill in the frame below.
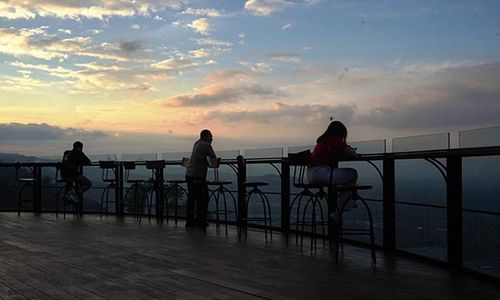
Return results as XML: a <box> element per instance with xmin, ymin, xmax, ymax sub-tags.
<box><xmin>0</xmin><ymin>153</ymin><xmax>39</xmax><ymax>163</ymax></box>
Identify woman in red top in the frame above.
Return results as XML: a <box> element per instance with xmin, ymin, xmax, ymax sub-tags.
<box><xmin>308</xmin><ymin>121</ymin><xmax>358</xmax><ymax>209</ymax></box>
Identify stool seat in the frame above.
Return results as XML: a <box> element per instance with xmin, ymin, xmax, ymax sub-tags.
<box><xmin>243</xmin><ymin>181</ymin><xmax>268</xmax><ymax>187</ymax></box>
<box><xmin>207</xmin><ymin>180</ymin><xmax>232</xmax><ymax>185</ymax></box>
<box><xmin>18</xmin><ymin>178</ymin><xmax>35</xmax><ymax>182</ymax></box>
<box><xmin>331</xmin><ymin>184</ymin><xmax>372</xmax><ymax>192</ymax></box>
<box><xmin>167</xmin><ymin>180</ymin><xmax>187</xmax><ymax>184</ymax></box>
<box><xmin>293</xmin><ymin>182</ymin><xmax>325</xmax><ymax>189</ymax></box>
<box><xmin>127</xmin><ymin>179</ymin><xmax>144</xmax><ymax>183</ymax></box>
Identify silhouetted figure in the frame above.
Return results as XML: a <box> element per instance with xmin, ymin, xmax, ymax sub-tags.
<box><xmin>308</xmin><ymin>121</ymin><xmax>358</xmax><ymax>211</ymax></box>
<box><xmin>185</xmin><ymin>129</ymin><xmax>216</xmax><ymax>229</ymax></box>
<box><xmin>61</xmin><ymin>141</ymin><xmax>92</xmax><ymax>203</ymax></box>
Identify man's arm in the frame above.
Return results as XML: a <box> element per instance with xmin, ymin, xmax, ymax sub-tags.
<box><xmin>207</xmin><ymin>144</ymin><xmax>216</xmax><ymax>158</ymax></box>
<box><xmin>80</xmin><ymin>152</ymin><xmax>92</xmax><ymax>165</ymax></box>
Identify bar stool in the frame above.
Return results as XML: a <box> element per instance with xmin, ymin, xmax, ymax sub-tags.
<box><xmin>206</xmin><ymin>157</ymin><xmax>238</xmax><ymax>235</ymax></box>
<box><xmin>329</xmin><ymin>184</ymin><xmax>376</xmax><ymax>265</ymax></box>
<box><xmin>54</xmin><ymin>163</ymin><xmax>77</xmax><ymax>218</ymax></box>
<box><xmin>145</xmin><ymin>160</ymin><xmax>166</xmax><ymax>222</ymax></box>
<box><xmin>164</xmin><ymin>157</ymin><xmax>189</xmax><ymax>226</ymax></box>
<box><xmin>287</xmin><ymin>151</ymin><xmax>327</xmax><ymax>251</ymax></box>
<box><xmin>237</xmin><ymin>156</ymin><xmax>273</xmax><ymax>242</ymax></box>
<box><xmin>15</xmin><ymin>163</ymin><xmax>35</xmax><ymax>216</ymax></box>
<box><xmin>99</xmin><ymin>161</ymin><xmax>116</xmax><ymax>218</ymax></box>
<box><xmin>123</xmin><ymin>161</ymin><xmax>147</xmax><ymax>221</ymax></box>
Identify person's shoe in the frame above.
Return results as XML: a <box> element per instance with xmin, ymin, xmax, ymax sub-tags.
<box><xmin>64</xmin><ymin>193</ymin><xmax>80</xmax><ymax>204</ymax></box>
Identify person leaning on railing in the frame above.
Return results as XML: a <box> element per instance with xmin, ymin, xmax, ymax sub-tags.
<box><xmin>185</xmin><ymin>129</ymin><xmax>217</xmax><ymax>229</ymax></box>
<box><xmin>60</xmin><ymin>141</ymin><xmax>92</xmax><ymax>203</ymax></box>
<box><xmin>307</xmin><ymin>121</ymin><xmax>359</xmax><ymax>211</ymax></box>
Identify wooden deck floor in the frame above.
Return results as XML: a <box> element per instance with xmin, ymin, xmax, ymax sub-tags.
<box><xmin>0</xmin><ymin>213</ymin><xmax>499</xmax><ymax>300</ymax></box>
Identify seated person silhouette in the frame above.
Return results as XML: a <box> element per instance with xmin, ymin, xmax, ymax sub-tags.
<box><xmin>185</xmin><ymin>129</ymin><xmax>216</xmax><ymax>229</ymax></box>
<box><xmin>61</xmin><ymin>141</ymin><xmax>92</xmax><ymax>203</ymax></box>
<box><xmin>307</xmin><ymin>121</ymin><xmax>358</xmax><ymax>213</ymax></box>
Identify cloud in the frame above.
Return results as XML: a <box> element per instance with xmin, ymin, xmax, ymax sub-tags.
<box><xmin>8</xmin><ymin>60</ymin><xmax>170</xmax><ymax>93</ymax></box>
<box><xmin>181</xmin><ymin>7</ymin><xmax>223</xmax><ymax>17</ymax></box>
<box><xmin>239</xmin><ymin>61</ymin><xmax>273</xmax><ymax>73</ymax></box>
<box><xmin>0</xmin><ymin>123</ymin><xmax>107</xmax><ymax>141</ymax></box>
<box><xmin>119</xmin><ymin>40</ymin><xmax>144</xmax><ymax>53</ymax></box>
<box><xmin>282</xmin><ymin>22</ymin><xmax>293</xmax><ymax>30</ymax></box>
<box><xmin>187</xmin><ymin>18</ymin><xmax>211</xmax><ymax>35</ymax></box>
<box><xmin>162</xmin><ymin>83</ymin><xmax>284</xmax><ymax>107</ymax></box>
<box><xmin>267</xmin><ymin>53</ymin><xmax>301</xmax><ymax>63</ymax></box>
<box><xmin>0</xmin><ymin>26</ymin><xmax>139</xmax><ymax>62</ymax></box>
<box><xmin>194</xmin><ymin>38</ymin><xmax>232</xmax><ymax>47</ymax></box>
<box><xmin>130</xmin><ymin>24</ymin><xmax>141</xmax><ymax>30</ymax></box>
<box><xmin>150</xmin><ymin>58</ymin><xmax>198</xmax><ymax>70</ymax></box>
<box><xmin>0</xmin><ymin>0</ymin><xmax>187</xmax><ymax>20</ymax></box>
<box><xmin>244</xmin><ymin>0</ymin><xmax>293</xmax><ymax>16</ymax></box>
<box><xmin>355</xmin><ymin>63</ymin><xmax>500</xmax><ymax>129</ymax></box>
<box><xmin>58</xmin><ymin>28</ymin><xmax>72</xmax><ymax>34</ymax></box>
<box><xmin>203</xmin><ymin>102</ymin><xmax>357</xmax><ymax>125</ymax></box>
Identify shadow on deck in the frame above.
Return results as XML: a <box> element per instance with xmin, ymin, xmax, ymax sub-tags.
<box><xmin>0</xmin><ymin>213</ymin><xmax>499</xmax><ymax>299</ymax></box>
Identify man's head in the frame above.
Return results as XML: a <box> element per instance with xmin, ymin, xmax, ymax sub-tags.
<box><xmin>73</xmin><ymin>141</ymin><xmax>83</xmax><ymax>151</ymax></box>
<box><xmin>200</xmin><ymin>129</ymin><xmax>213</xmax><ymax>143</ymax></box>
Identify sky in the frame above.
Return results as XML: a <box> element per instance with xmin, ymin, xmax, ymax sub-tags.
<box><xmin>1</xmin><ymin>0</ymin><xmax>500</xmax><ymax>156</ymax></box>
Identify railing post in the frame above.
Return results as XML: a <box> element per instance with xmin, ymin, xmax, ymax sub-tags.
<box><xmin>281</xmin><ymin>157</ymin><xmax>290</xmax><ymax>232</ymax></box>
<box><xmin>383</xmin><ymin>154</ymin><xmax>396</xmax><ymax>252</ymax></box>
<box><xmin>237</xmin><ymin>155</ymin><xmax>246</xmax><ymax>232</ymax></box>
<box><xmin>33</xmin><ymin>164</ymin><xmax>42</xmax><ymax>214</ymax></box>
<box><xmin>156</xmin><ymin>166</ymin><xmax>164</xmax><ymax>224</ymax></box>
<box><xmin>115</xmin><ymin>163</ymin><xmax>123</xmax><ymax>218</ymax></box>
<box><xmin>447</xmin><ymin>151</ymin><xmax>463</xmax><ymax>269</ymax></box>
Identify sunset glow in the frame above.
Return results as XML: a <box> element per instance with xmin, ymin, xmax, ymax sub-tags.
<box><xmin>1</xmin><ymin>1</ymin><xmax>500</xmax><ymax>155</ymax></box>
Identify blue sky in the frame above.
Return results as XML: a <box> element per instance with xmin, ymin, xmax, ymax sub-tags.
<box><xmin>0</xmin><ymin>0</ymin><xmax>500</xmax><ymax>155</ymax></box>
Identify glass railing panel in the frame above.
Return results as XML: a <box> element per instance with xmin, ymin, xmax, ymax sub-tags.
<box><xmin>394</xmin><ymin>159</ymin><xmax>447</xmax><ymax>261</ymax></box>
<box><xmin>395</xmin><ymin>159</ymin><xmax>447</xmax><ymax>206</ymax></box>
<box><xmin>121</xmin><ymin>153</ymin><xmax>158</xmax><ymax>161</ymax></box>
<box><xmin>350</xmin><ymin>139</ymin><xmax>386</xmax><ymax>154</ymax></box>
<box><xmin>459</xmin><ymin>126</ymin><xmax>500</xmax><ymax>148</ymax></box>
<box><xmin>217</xmin><ymin>150</ymin><xmax>240</xmax><ymax>160</ymax></box>
<box><xmin>161</xmin><ymin>152</ymin><xmax>191</xmax><ymax>161</ymax></box>
<box><xmin>37</xmin><ymin>155</ymin><xmax>61</xmax><ymax>162</ymax></box>
<box><xmin>89</xmin><ymin>154</ymin><xmax>118</xmax><ymax>162</ymax></box>
<box><xmin>396</xmin><ymin>204</ymin><xmax>447</xmax><ymax>261</ymax></box>
<box><xmin>463</xmin><ymin>156</ymin><xmax>500</xmax><ymax>213</ymax></box>
<box><xmin>463</xmin><ymin>155</ymin><xmax>500</xmax><ymax>278</ymax></box>
<box><xmin>287</xmin><ymin>145</ymin><xmax>314</xmax><ymax>155</ymax></box>
<box><xmin>244</xmin><ymin>147</ymin><xmax>283</xmax><ymax>159</ymax></box>
<box><xmin>392</xmin><ymin>133</ymin><xmax>449</xmax><ymax>152</ymax></box>
<box><xmin>463</xmin><ymin>211</ymin><xmax>500</xmax><ymax>278</ymax></box>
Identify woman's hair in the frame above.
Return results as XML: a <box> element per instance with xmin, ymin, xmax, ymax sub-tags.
<box><xmin>316</xmin><ymin>121</ymin><xmax>347</xmax><ymax>143</ymax></box>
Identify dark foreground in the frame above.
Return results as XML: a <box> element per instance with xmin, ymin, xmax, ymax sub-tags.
<box><xmin>0</xmin><ymin>213</ymin><xmax>499</xmax><ymax>299</ymax></box>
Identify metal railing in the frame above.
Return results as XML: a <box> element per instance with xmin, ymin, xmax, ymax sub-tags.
<box><xmin>1</xmin><ymin>146</ymin><xmax>500</xmax><ymax>279</ymax></box>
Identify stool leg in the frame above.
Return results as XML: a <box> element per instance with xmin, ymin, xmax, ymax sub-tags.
<box><xmin>100</xmin><ymin>185</ymin><xmax>106</xmax><ymax>218</ymax></box>
<box><xmin>243</xmin><ymin>190</ymin><xmax>254</xmax><ymax>240</ymax></box>
<box><xmin>258</xmin><ymin>189</ymin><xmax>268</xmax><ymax>242</ymax></box>
<box><xmin>107</xmin><ymin>184</ymin><xmax>113</xmax><ymax>216</ymax></box>
<box><xmin>222</xmin><ymin>186</ymin><xmax>228</xmax><ymax>236</ymax></box>
<box><xmin>300</xmin><ymin>197</ymin><xmax>313</xmax><ymax>250</ymax></box>
<box><xmin>259</xmin><ymin>189</ymin><xmax>273</xmax><ymax>241</ymax></box>
<box><xmin>295</xmin><ymin>193</ymin><xmax>307</xmax><ymax>246</ymax></box>
<box><xmin>215</xmin><ymin>188</ymin><xmax>221</xmax><ymax>231</ymax></box>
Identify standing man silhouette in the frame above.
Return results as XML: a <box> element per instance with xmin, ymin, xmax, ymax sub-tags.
<box><xmin>61</xmin><ymin>141</ymin><xmax>92</xmax><ymax>205</ymax></box>
<box><xmin>185</xmin><ymin>129</ymin><xmax>216</xmax><ymax>229</ymax></box>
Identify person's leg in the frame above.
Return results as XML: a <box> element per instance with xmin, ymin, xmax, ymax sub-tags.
<box><xmin>185</xmin><ymin>176</ymin><xmax>196</xmax><ymax>227</ymax></box>
<box><xmin>76</xmin><ymin>176</ymin><xmax>92</xmax><ymax>194</ymax></box>
<box><xmin>331</xmin><ymin>168</ymin><xmax>358</xmax><ymax>211</ymax></box>
<box><xmin>196</xmin><ymin>181</ymin><xmax>209</xmax><ymax>228</ymax></box>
